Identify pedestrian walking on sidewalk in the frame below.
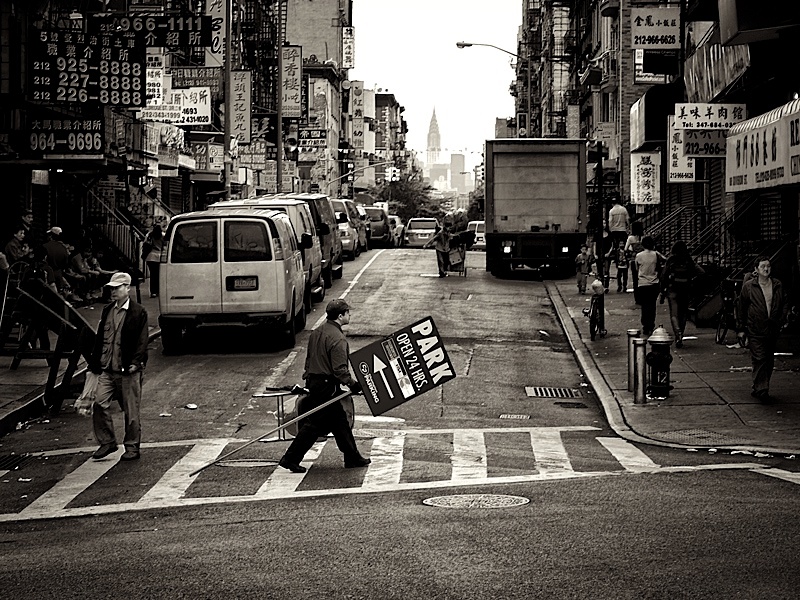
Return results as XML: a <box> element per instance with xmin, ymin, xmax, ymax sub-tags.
<box><xmin>736</xmin><ymin>256</ymin><xmax>789</xmax><ymax>402</ymax></box>
<box><xmin>575</xmin><ymin>244</ymin><xmax>594</xmax><ymax>294</ymax></box>
<box><xmin>607</xmin><ymin>198</ymin><xmax>630</xmax><ymax>250</ymax></box>
<box><xmin>423</xmin><ymin>225</ymin><xmax>452</xmax><ymax>277</ymax></box>
<box><xmin>615</xmin><ymin>242</ymin><xmax>629</xmax><ymax>293</ymax></box>
<box><xmin>625</xmin><ymin>220</ymin><xmax>645</xmax><ymax>294</ymax></box>
<box><xmin>660</xmin><ymin>240</ymin><xmax>704</xmax><ymax>348</ymax></box>
<box><xmin>88</xmin><ymin>272</ymin><xmax>149</xmax><ymax>461</ymax></box>
<box><xmin>143</xmin><ymin>223</ymin><xmax>164</xmax><ymax>298</ymax></box>
<box><xmin>634</xmin><ymin>236</ymin><xmax>666</xmax><ymax>336</ymax></box>
<box><xmin>278</xmin><ymin>299</ymin><xmax>369</xmax><ymax>473</ymax></box>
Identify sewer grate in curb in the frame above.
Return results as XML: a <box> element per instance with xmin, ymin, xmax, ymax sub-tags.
<box><xmin>0</xmin><ymin>454</ymin><xmax>34</xmax><ymax>472</ymax></box>
<box><xmin>649</xmin><ymin>429</ymin><xmax>752</xmax><ymax>445</ymax></box>
<box><xmin>554</xmin><ymin>401</ymin><xmax>588</xmax><ymax>409</ymax></box>
<box><xmin>423</xmin><ymin>494</ymin><xmax>530</xmax><ymax>509</ymax></box>
<box><xmin>525</xmin><ymin>386</ymin><xmax>582</xmax><ymax>399</ymax></box>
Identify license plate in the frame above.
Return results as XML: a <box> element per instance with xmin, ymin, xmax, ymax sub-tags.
<box><xmin>418</xmin><ymin>233</ymin><xmax>429</xmax><ymax>239</ymax></box>
<box><xmin>227</xmin><ymin>276</ymin><xmax>258</xmax><ymax>291</ymax></box>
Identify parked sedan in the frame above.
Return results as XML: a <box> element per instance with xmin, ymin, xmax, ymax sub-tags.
<box><xmin>404</xmin><ymin>217</ymin><xmax>439</xmax><ymax>248</ymax></box>
<box><xmin>364</xmin><ymin>205</ymin><xmax>393</xmax><ymax>247</ymax></box>
<box><xmin>335</xmin><ymin>210</ymin><xmax>361</xmax><ymax>259</ymax></box>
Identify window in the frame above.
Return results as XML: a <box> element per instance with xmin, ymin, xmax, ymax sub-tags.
<box><xmin>171</xmin><ymin>222</ymin><xmax>218</xmax><ymax>264</ymax></box>
<box><xmin>224</xmin><ymin>220</ymin><xmax>272</xmax><ymax>262</ymax></box>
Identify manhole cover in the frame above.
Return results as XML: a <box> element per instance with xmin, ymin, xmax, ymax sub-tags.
<box><xmin>423</xmin><ymin>494</ymin><xmax>530</xmax><ymax>509</ymax></box>
<box><xmin>217</xmin><ymin>459</ymin><xmax>279</xmax><ymax>468</ymax></box>
<box><xmin>525</xmin><ymin>386</ymin><xmax>582</xmax><ymax>399</ymax></box>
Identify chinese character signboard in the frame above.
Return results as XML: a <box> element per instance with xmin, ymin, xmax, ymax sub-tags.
<box><xmin>281</xmin><ymin>46</ymin><xmax>302</xmax><ymax>118</ymax></box>
<box><xmin>168</xmin><ymin>87</ymin><xmax>212</xmax><ymax>125</ymax></box>
<box><xmin>239</xmin><ymin>139</ymin><xmax>267</xmax><ymax>171</ymax></box>
<box><xmin>683</xmin><ymin>129</ymin><xmax>727</xmax><ymax>158</ymax></box>
<box><xmin>146</xmin><ymin>68</ymin><xmax>164</xmax><ymax>105</ymax></box>
<box><xmin>27</xmin><ymin>114</ymin><xmax>106</xmax><ymax>157</ymax></box>
<box><xmin>349</xmin><ymin>316</ymin><xmax>456</xmax><ymax>416</ymax></box>
<box><xmin>230</xmin><ymin>70</ymin><xmax>251</xmax><ymax>144</ymax></box>
<box><xmin>674</xmin><ymin>103</ymin><xmax>746</xmax><ymax>130</ymax></box>
<box><xmin>171</xmin><ymin>67</ymin><xmax>222</xmax><ymax>94</ymax></box>
<box><xmin>205</xmin><ymin>0</ymin><xmax>225</xmax><ymax>67</ymax></box>
<box><xmin>87</xmin><ymin>15</ymin><xmax>212</xmax><ymax>48</ymax></box>
<box><xmin>631</xmin><ymin>7</ymin><xmax>681</xmax><ymax>50</ymax></box>
<box><xmin>631</xmin><ymin>151</ymin><xmax>661</xmax><ymax>204</ymax></box>
<box><xmin>725</xmin><ymin>101</ymin><xmax>800</xmax><ymax>193</ymax></box>
<box><xmin>29</xmin><ymin>29</ymin><xmax>146</xmax><ymax>107</ymax></box>
<box><xmin>342</xmin><ymin>27</ymin><xmax>355</xmax><ymax>69</ymax></box>
<box><xmin>351</xmin><ymin>81</ymin><xmax>365</xmax><ymax>149</ymax></box>
<box><xmin>667</xmin><ymin>115</ymin><xmax>695</xmax><ymax>183</ymax></box>
<box><xmin>298</xmin><ymin>129</ymin><xmax>327</xmax><ymax>148</ymax></box>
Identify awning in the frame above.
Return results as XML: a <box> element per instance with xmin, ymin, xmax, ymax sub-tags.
<box><xmin>725</xmin><ymin>99</ymin><xmax>800</xmax><ymax>193</ymax></box>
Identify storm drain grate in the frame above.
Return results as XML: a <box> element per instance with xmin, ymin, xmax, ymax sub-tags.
<box><xmin>554</xmin><ymin>401</ymin><xmax>588</xmax><ymax>409</ymax></box>
<box><xmin>0</xmin><ymin>454</ymin><xmax>34</xmax><ymax>472</ymax></box>
<box><xmin>525</xmin><ymin>386</ymin><xmax>582</xmax><ymax>399</ymax></box>
<box><xmin>649</xmin><ymin>429</ymin><xmax>752</xmax><ymax>445</ymax></box>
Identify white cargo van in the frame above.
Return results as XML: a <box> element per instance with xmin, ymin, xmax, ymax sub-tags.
<box><xmin>158</xmin><ymin>208</ymin><xmax>306</xmax><ymax>353</ymax></box>
<box><xmin>209</xmin><ymin>197</ymin><xmax>325</xmax><ymax>313</ymax></box>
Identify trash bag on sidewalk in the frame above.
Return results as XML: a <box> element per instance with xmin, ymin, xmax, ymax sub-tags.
<box><xmin>74</xmin><ymin>371</ymin><xmax>99</xmax><ymax>416</ymax></box>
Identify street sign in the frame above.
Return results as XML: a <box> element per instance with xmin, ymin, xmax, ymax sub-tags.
<box><xmin>349</xmin><ymin>316</ymin><xmax>456</xmax><ymax>416</ymax></box>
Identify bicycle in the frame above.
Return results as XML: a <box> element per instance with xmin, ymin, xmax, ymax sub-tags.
<box><xmin>582</xmin><ymin>282</ymin><xmax>607</xmax><ymax>341</ymax></box>
<box><xmin>715</xmin><ymin>278</ymin><xmax>741</xmax><ymax>345</ymax></box>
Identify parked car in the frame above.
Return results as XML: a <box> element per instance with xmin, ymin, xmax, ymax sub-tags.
<box><xmin>388</xmin><ymin>215</ymin><xmax>405</xmax><ymax>247</ymax></box>
<box><xmin>467</xmin><ymin>220</ymin><xmax>486</xmax><ymax>250</ymax></box>
<box><xmin>158</xmin><ymin>208</ymin><xmax>306</xmax><ymax>353</ymax></box>
<box><xmin>331</xmin><ymin>198</ymin><xmax>368</xmax><ymax>256</ymax></box>
<box><xmin>209</xmin><ymin>197</ymin><xmax>325</xmax><ymax>313</ymax></box>
<box><xmin>404</xmin><ymin>217</ymin><xmax>440</xmax><ymax>248</ymax></box>
<box><xmin>279</xmin><ymin>193</ymin><xmax>343</xmax><ymax>288</ymax></box>
<box><xmin>363</xmin><ymin>205</ymin><xmax>392</xmax><ymax>247</ymax></box>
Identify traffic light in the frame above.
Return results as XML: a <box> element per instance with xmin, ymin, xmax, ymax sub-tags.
<box><xmin>384</xmin><ymin>167</ymin><xmax>393</xmax><ymax>181</ymax></box>
<box><xmin>390</xmin><ymin>167</ymin><xmax>400</xmax><ymax>182</ymax></box>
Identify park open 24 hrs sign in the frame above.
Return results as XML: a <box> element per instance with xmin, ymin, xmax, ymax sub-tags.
<box><xmin>349</xmin><ymin>317</ymin><xmax>456</xmax><ymax>416</ymax></box>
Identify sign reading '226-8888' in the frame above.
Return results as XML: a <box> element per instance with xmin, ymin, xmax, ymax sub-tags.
<box><xmin>349</xmin><ymin>317</ymin><xmax>456</xmax><ymax>416</ymax></box>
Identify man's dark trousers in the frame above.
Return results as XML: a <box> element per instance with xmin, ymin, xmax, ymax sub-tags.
<box><xmin>282</xmin><ymin>376</ymin><xmax>361</xmax><ymax>464</ymax></box>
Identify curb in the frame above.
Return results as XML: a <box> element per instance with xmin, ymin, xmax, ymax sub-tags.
<box><xmin>545</xmin><ymin>282</ymin><xmax>800</xmax><ymax>456</ymax></box>
<box><xmin>0</xmin><ymin>329</ymin><xmax>162</xmax><ymax>435</ymax></box>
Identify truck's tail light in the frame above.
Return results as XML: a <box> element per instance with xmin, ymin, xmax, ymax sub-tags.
<box><xmin>561</xmin><ymin>246</ymin><xmax>570</xmax><ymax>253</ymax></box>
<box><xmin>502</xmin><ymin>240</ymin><xmax>514</xmax><ymax>254</ymax></box>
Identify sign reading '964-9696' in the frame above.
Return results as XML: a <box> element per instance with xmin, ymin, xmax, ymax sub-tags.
<box><xmin>349</xmin><ymin>317</ymin><xmax>456</xmax><ymax>416</ymax></box>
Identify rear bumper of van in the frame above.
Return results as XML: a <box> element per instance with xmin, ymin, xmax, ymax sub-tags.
<box><xmin>159</xmin><ymin>312</ymin><xmax>287</xmax><ymax>328</ymax></box>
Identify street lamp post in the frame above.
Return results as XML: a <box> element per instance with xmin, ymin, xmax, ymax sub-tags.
<box><xmin>456</xmin><ymin>41</ymin><xmax>531</xmax><ymax>137</ymax></box>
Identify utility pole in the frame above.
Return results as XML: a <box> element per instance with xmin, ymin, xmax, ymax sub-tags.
<box><xmin>223</xmin><ymin>0</ymin><xmax>233</xmax><ymax>200</ymax></box>
<box><xmin>594</xmin><ymin>140</ymin><xmax>605</xmax><ymax>333</ymax></box>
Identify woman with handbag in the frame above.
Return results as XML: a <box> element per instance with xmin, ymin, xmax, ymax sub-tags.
<box><xmin>660</xmin><ymin>240</ymin><xmax>704</xmax><ymax>348</ymax></box>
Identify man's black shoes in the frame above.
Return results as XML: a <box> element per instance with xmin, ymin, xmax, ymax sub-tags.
<box><xmin>344</xmin><ymin>457</ymin><xmax>371</xmax><ymax>469</ymax></box>
<box><xmin>92</xmin><ymin>443</ymin><xmax>118</xmax><ymax>460</ymax></box>
<box><xmin>279</xmin><ymin>458</ymin><xmax>307</xmax><ymax>473</ymax></box>
<box><xmin>121</xmin><ymin>450</ymin><xmax>140</xmax><ymax>461</ymax></box>
<box><xmin>751</xmin><ymin>389</ymin><xmax>776</xmax><ymax>403</ymax></box>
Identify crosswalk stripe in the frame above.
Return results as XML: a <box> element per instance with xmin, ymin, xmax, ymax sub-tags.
<box><xmin>452</xmin><ymin>430</ymin><xmax>488</xmax><ymax>479</ymax></box>
<box><xmin>362</xmin><ymin>433</ymin><xmax>404</xmax><ymax>488</ymax></box>
<box><xmin>139</xmin><ymin>439</ymin><xmax>230</xmax><ymax>505</ymax></box>
<box><xmin>596</xmin><ymin>437</ymin><xmax>660</xmax><ymax>472</ymax></box>
<box><xmin>756</xmin><ymin>468</ymin><xmax>800</xmax><ymax>485</ymax></box>
<box><xmin>255</xmin><ymin>440</ymin><xmax>327</xmax><ymax>497</ymax></box>
<box><xmin>529</xmin><ymin>429</ymin><xmax>572</xmax><ymax>474</ymax></box>
<box><xmin>18</xmin><ymin>448</ymin><xmax>123</xmax><ymax>517</ymax></box>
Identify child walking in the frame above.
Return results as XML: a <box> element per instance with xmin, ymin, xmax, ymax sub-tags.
<box><xmin>615</xmin><ymin>242</ymin><xmax>629</xmax><ymax>292</ymax></box>
<box><xmin>575</xmin><ymin>244</ymin><xmax>594</xmax><ymax>294</ymax></box>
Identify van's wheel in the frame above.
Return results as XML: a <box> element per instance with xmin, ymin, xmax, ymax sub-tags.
<box><xmin>322</xmin><ymin>266</ymin><xmax>333</xmax><ymax>288</ymax></box>
<box><xmin>160</xmin><ymin>320</ymin><xmax>184</xmax><ymax>355</ymax></box>
<box><xmin>283</xmin><ymin>302</ymin><xmax>297</xmax><ymax>348</ymax></box>
<box><xmin>333</xmin><ymin>262</ymin><xmax>343</xmax><ymax>280</ymax></box>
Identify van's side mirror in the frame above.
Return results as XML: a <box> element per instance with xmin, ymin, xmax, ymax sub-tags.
<box><xmin>318</xmin><ymin>223</ymin><xmax>330</xmax><ymax>235</ymax></box>
<box><xmin>300</xmin><ymin>232</ymin><xmax>314</xmax><ymax>249</ymax></box>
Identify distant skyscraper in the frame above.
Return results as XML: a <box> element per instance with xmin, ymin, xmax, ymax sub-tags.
<box><xmin>427</xmin><ymin>108</ymin><xmax>441</xmax><ymax>166</ymax></box>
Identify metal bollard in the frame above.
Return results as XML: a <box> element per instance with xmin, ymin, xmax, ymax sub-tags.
<box><xmin>633</xmin><ymin>338</ymin><xmax>647</xmax><ymax>404</ymax></box>
<box><xmin>627</xmin><ymin>328</ymin><xmax>641</xmax><ymax>392</ymax></box>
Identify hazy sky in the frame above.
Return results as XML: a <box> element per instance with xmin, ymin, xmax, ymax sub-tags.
<box><xmin>349</xmin><ymin>0</ymin><xmax>521</xmax><ymax>170</ymax></box>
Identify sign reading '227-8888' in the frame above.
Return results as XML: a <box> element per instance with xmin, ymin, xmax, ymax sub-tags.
<box><xmin>349</xmin><ymin>317</ymin><xmax>456</xmax><ymax>416</ymax></box>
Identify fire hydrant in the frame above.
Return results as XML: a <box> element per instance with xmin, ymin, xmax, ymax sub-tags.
<box><xmin>646</xmin><ymin>326</ymin><xmax>674</xmax><ymax>399</ymax></box>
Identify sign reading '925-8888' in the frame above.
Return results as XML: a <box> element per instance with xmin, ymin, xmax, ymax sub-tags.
<box><xmin>349</xmin><ymin>317</ymin><xmax>456</xmax><ymax>416</ymax></box>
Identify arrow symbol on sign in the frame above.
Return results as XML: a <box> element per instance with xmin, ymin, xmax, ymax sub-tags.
<box><xmin>373</xmin><ymin>356</ymin><xmax>394</xmax><ymax>399</ymax></box>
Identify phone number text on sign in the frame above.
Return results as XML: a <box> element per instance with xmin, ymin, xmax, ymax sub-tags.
<box><xmin>28</xmin><ymin>119</ymin><xmax>105</xmax><ymax>155</ymax></box>
<box><xmin>29</xmin><ymin>30</ymin><xmax>146</xmax><ymax>107</ymax></box>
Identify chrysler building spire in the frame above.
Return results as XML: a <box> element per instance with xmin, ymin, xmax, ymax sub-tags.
<box><xmin>427</xmin><ymin>108</ymin><xmax>441</xmax><ymax>165</ymax></box>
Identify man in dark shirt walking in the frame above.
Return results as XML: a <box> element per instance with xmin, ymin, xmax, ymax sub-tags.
<box><xmin>279</xmin><ymin>298</ymin><xmax>368</xmax><ymax>473</ymax></box>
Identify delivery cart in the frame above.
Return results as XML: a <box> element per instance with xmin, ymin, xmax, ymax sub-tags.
<box><xmin>447</xmin><ymin>243</ymin><xmax>467</xmax><ymax>277</ymax></box>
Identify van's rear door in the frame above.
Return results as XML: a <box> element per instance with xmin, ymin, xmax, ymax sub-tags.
<box><xmin>220</xmin><ymin>217</ymin><xmax>280</xmax><ymax>313</ymax></box>
<box><xmin>162</xmin><ymin>219</ymin><xmax>222</xmax><ymax>314</ymax></box>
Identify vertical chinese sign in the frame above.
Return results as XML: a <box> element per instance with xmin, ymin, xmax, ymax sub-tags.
<box><xmin>230</xmin><ymin>70</ymin><xmax>251</xmax><ymax>144</ymax></box>
<box><xmin>351</xmin><ymin>81</ymin><xmax>364</xmax><ymax>150</ymax></box>
<box><xmin>667</xmin><ymin>115</ymin><xmax>695</xmax><ymax>183</ymax></box>
<box><xmin>281</xmin><ymin>46</ymin><xmax>302</xmax><ymax>118</ymax></box>
<box><xmin>342</xmin><ymin>27</ymin><xmax>355</xmax><ymax>69</ymax></box>
<box><xmin>631</xmin><ymin>152</ymin><xmax>661</xmax><ymax>205</ymax></box>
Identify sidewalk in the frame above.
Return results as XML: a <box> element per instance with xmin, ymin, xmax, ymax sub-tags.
<box><xmin>0</xmin><ymin>288</ymin><xmax>162</xmax><ymax>434</ymax></box>
<box><xmin>547</xmin><ymin>279</ymin><xmax>800</xmax><ymax>456</ymax></box>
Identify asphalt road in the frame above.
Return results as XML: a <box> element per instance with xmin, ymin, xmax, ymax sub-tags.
<box><xmin>1</xmin><ymin>248</ymin><xmax>798</xmax><ymax>599</ymax></box>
